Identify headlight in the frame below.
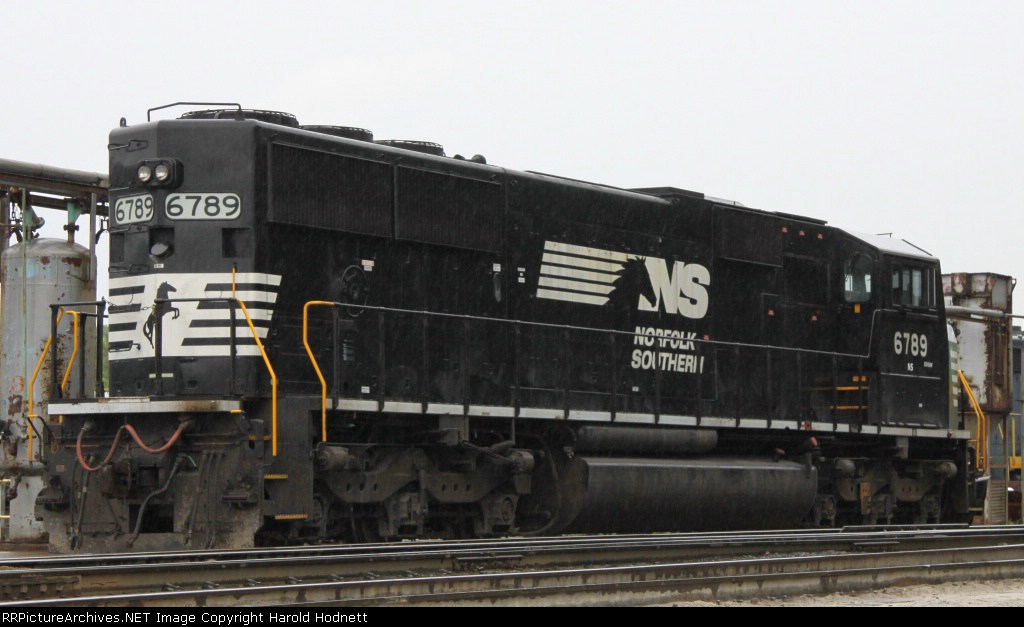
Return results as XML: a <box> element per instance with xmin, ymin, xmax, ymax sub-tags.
<box><xmin>134</xmin><ymin>159</ymin><xmax>181</xmax><ymax>188</ymax></box>
<box><xmin>154</xmin><ymin>163</ymin><xmax>171</xmax><ymax>182</ymax></box>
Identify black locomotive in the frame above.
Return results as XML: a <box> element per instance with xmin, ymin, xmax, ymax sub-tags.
<box><xmin>35</xmin><ymin>106</ymin><xmax>971</xmax><ymax>552</ymax></box>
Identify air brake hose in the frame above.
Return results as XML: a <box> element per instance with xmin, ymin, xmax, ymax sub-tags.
<box><xmin>75</xmin><ymin>424</ymin><xmax>126</xmax><ymax>472</ymax></box>
<box><xmin>75</xmin><ymin>419</ymin><xmax>191</xmax><ymax>472</ymax></box>
<box><xmin>126</xmin><ymin>455</ymin><xmax>187</xmax><ymax>547</ymax></box>
<box><xmin>124</xmin><ymin>422</ymin><xmax>188</xmax><ymax>454</ymax></box>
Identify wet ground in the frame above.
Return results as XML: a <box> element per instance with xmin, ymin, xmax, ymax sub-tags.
<box><xmin>663</xmin><ymin>579</ymin><xmax>1024</xmax><ymax>606</ymax></box>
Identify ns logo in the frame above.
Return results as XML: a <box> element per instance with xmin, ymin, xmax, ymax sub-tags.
<box><xmin>535</xmin><ymin>241</ymin><xmax>711</xmax><ymax>319</ymax></box>
<box><xmin>635</xmin><ymin>257</ymin><xmax>710</xmax><ymax>319</ymax></box>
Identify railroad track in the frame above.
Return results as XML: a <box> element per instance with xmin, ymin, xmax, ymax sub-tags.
<box><xmin>3</xmin><ymin>526</ymin><xmax>1024</xmax><ymax>606</ymax></box>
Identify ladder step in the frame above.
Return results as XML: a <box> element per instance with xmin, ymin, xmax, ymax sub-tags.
<box><xmin>273</xmin><ymin>514</ymin><xmax>309</xmax><ymax>521</ymax></box>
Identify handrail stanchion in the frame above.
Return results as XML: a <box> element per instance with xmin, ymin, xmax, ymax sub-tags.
<box><xmin>561</xmin><ymin>327</ymin><xmax>570</xmax><ymax>419</ymax></box>
<box><xmin>378</xmin><ymin>310</ymin><xmax>386</xmax><ymax>412</ymax></box>
<box><xmin>733</xmin><ymin>345</ymin><xmax>742</xmax><ymax>423</ymax></box>
<box><xmin>29</xmin><ymin>308</ymin><xmax>66</xmax><ymax>460</ymax></box>
<box><xmin>303</xmin><ymin>301</ymin><xmax>334</xmax><ymax>443</ymax></box>
<box><xmin>695</xmin><ymin>337</ymin><xmax>703</xmax><ymax>426</ymax></box>
<box><xmin>78</xmin><ymin>310</ymin><xmax>89</xmax><ymax>399</ymax></box>
<box><xmin>609</xmin><ymin>331</ymin><xmax>618</xmax><ymax>422</ymax></box>
<box><xmin>50</xmin><ymin>306</ymin><xmax>60</xmax><ymax>400</ymax></box>
<box><xmin>233</xmin><ymin>268</ymin><xmax>279</xmax><ymax>456</ymax></box>
<box><xmin>154</xmin><ymin>303</ymin><xmax>164</xmax><ymax>396</ymax></box>
<box><xmin>959</xmin><ymin>369</ymin><xmax>988</xmax><ymax>472</ymax></box>
<box><xmin>513</xmin><ymin>322</ymin><xmax>521</xmax><ymax>418</ymax></box>
<box><xmin>95</xmin><ymin>299</ymin><xmax>106</xmax><ymax>398</ymax></box>
<box><xmin>465</xmin><ymin>319</ymin><xmax>472</xmax><ymax>417</ymax></box>
<box><xmin>229</xmin><ymin>301</ymin><xmax>237</xmax><ymax>395</ymax></box>
<box><xmin>60</xmin><ymin>311</ymin><xmax>82</xmax><ymax>395</ymax></box>
<box><xmin>831</xmin><ymin>354</ymin><xmax>839</xmax><ymax>429</ymax></box>
<box><xmin>654</xmin><ymin>336</ymin><xmax>662</xmax><ymax>425</ymax></box>
<box><xmin>421</xmin><ymin>315</ymin><xmax>429</xmax><ymax>414</ymax></box>
<box><xmin>796</xmin><ymin>351</ymin><xmax>804</xmax><ymax>424</ymax></box>
<box><xmin>331</xmin><ymin>307</ymin><xmax>341</xmax><ymax>413</ymax></box>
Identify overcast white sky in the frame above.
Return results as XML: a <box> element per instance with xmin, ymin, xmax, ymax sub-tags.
<box><xmin>6</xmin><ymin>1</ymin><xmax>1023</xmax><ymax>311</ymax></box>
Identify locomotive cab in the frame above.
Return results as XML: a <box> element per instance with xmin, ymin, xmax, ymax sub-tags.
<box><xmin>871</xmin><ymin>240</ymin><xmax>949</xmax><ymax>429</ymax></box>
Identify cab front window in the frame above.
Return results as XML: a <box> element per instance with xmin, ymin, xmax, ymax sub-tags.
<box><xmin>890</xmin><ymin>262</ymin><xmax>936</xmax><ymax>308</ymax></box>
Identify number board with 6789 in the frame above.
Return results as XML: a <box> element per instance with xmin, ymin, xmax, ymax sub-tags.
<box><xmin>113</xmin><ymin>193</ymin><xmax>154</xmax><ymax>225</ymax></box>
<box><xmin>112</xmin><ymin>192</ymin><xmax>241</xmax><ymax>225</ymax></box>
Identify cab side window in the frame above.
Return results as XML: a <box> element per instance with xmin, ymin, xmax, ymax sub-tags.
<box><xmin>843</xmin><ymin>254</ymin><xmax>873</xmax><ymax>303</ymax></box>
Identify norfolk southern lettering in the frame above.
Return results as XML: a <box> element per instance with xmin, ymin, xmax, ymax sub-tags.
<box><xmin>631</xmin><ymin>326</ymin><xmax>706</xmax><ymax>373</ymax></box>
<box><xmin>536</xmin><ymin>241</ymin><xmax>711</xmax><ymax>373</ymax></box>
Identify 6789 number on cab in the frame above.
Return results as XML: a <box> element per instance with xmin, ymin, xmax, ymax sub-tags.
<box><xmin>894</xmin><ymin>331</ymin><xmax>928</xmax><ymax>357</ymax></box>
<box><xmin>113</xmin><ymin>194</ymin><xmax>154</xmax><ymax>225</ymax></box>
<box><xmin>165</xmin><ymin>193</ymin><xmax>241</xmax><ymax>220</ymax></box>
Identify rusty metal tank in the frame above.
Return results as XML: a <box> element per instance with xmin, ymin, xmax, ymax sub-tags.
<box><xmin>943</xmin><ymin>273</ymin><xmax>1014</xmax><ymax>413</ymax></box>
<box><xmin>0</xmin><ymin>237</ymin><xmax>95</xmax><ymax>541</ymax></box>
<box><xmin>943</xmin><ymin>272</ymin><xmax>1016</xmax><ymax>524</ymax></box>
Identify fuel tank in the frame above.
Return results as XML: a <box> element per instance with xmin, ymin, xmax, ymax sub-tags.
<box><xmin>557</xmin><ymin>456</ymin><xmax>818</xmax><ymax>533</ymax></box>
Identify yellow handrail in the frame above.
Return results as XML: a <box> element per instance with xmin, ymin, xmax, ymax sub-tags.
<box><xmin>958</xmin><ymin>369</ymin><xmax>988</xmax><ymax>472</ymax></box>
<box><xmin>27</xmin><ymin>308</ymin><xmax>66</xmax><ymax>460</ymax></box>
<box><xmin>60</xmin><ymin>310</ymin><xmax>81</xmax><ymax>395</ymax></box>
<box><xmin>232</xmin><ymin>268</ymin><xmax>279</xmax><ymax>456</ymax></box>
<box><xmin>303</xmin><ymin>301</ymin><xmax>335</xmax><ymax>443</ymax></box>
<box><xmin>1012</xmin><ymin>415</ymin><xmax>1021</xmax><ymax>471</ymax></box>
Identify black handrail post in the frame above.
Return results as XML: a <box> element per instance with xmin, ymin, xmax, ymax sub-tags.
<box><xmin>332</xmin><ymin>305</ymin><xmax>341</xmax><ymax>412</ymax></box>
<box><xmin>420</xmin><ymin>314</ymin><xmax>429</xmax><ymax>413</ymax></box>
<box><xmin>695</xmin><ymin>337</ymin><xmax>703</xmax><ymax>426</ymax></box>
<box><xmin>229</xmin><ymin>300</ymin><xmax>237</xmax><ymax>396</ymax></box>
<box><xmin>377</xmin><ymin>309</ymin><xmax>386</xmax><ymax>412</ymax></box>
<box><xmin>462</xmin><ymin>318</ymin><xmax>471</xmax><ymax>416</ymax></box>
<box><xmin>562</xmin><ymin>327</ymin><xmax>571</xmax><ymax>419</ymax></box>
<box><xmin>858</xmin><ymin>357</ymin><xmax>867</xmax><ymax>424</ymax></box>
<box><xmin>154</xmin><ymin>301</ymin><xmax>164</xmax><ymax>396</ymax></box>
<box><xmin>733</xmin><ymin>344</ymin><xmax>741</xmax><ymax>423</ymax></box>
<box><xmin>512</xmin><ymin>322</ymin><xmax>521</xmax><ymax>418</ymax></box>
<box><xmin>77</xmin><ymin>312</ymin><xmax>88</xmax><ymax>399</ymax></box>
<box><xmin>609</xmin><ymin>332</ymin><xmax>618</xmax><ymax>422</ymax></box>
<box><xmin>49</xmin><ymin>305</ymin><xmax>60</xmax><ymax>400</ymax></box>
<box><xmin>654</xmin><ymin>343</ymin><xmax>662</xmax><ymax>424</ymax></box>
<box><xmin>95</xmin><ymin>299</ymin><xmax>106</xmax><ymax>397</ymax></box>
<box><xmin>796</xmin><ymin>351</ymin><xmax>804</xmax><ymax>423</ymax></box>
<box><xmin>831</xmin><ymin>354</ymin><xmax>839</xmax><ymax>427</ymax></box>
<box><xmin>765</xmin><ymin>347</ymin><xmax>774</xmax><ymax>424</ymax></box>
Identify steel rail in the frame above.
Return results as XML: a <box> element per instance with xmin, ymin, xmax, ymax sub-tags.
<box><xmin>7</xmin><ymin>541</ymin><xmax>1024</xmax><ymax>607</ymax></box>
<box><xmin>1</xmin><ymin>525</ymin><xmax>1020</xmax><ymax>571</ymax></box>
<box><xmin>3</xmin><ymin>527</ymin><xmax>1024</xmax><ymax>605</ymax></box>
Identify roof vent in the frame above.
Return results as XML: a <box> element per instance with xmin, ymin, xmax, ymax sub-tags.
<box><xmin>375</xmin><ymin>140</ymin><xmax>445</xmax><ymax>157</ymax></box>
<box><xmin>180</xmin><ymin>109</ymin><xmax>300</xmax><ymax>127</ymax></box>
<box><xmin>453</xmin><ymin>154</ymin><xmax>488</xmax><ymax>164</ymax></box>
<box><xmin>300</xmin><ymin>125</ymin><xmax>374</xmax><ymax>142</ymax></box>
